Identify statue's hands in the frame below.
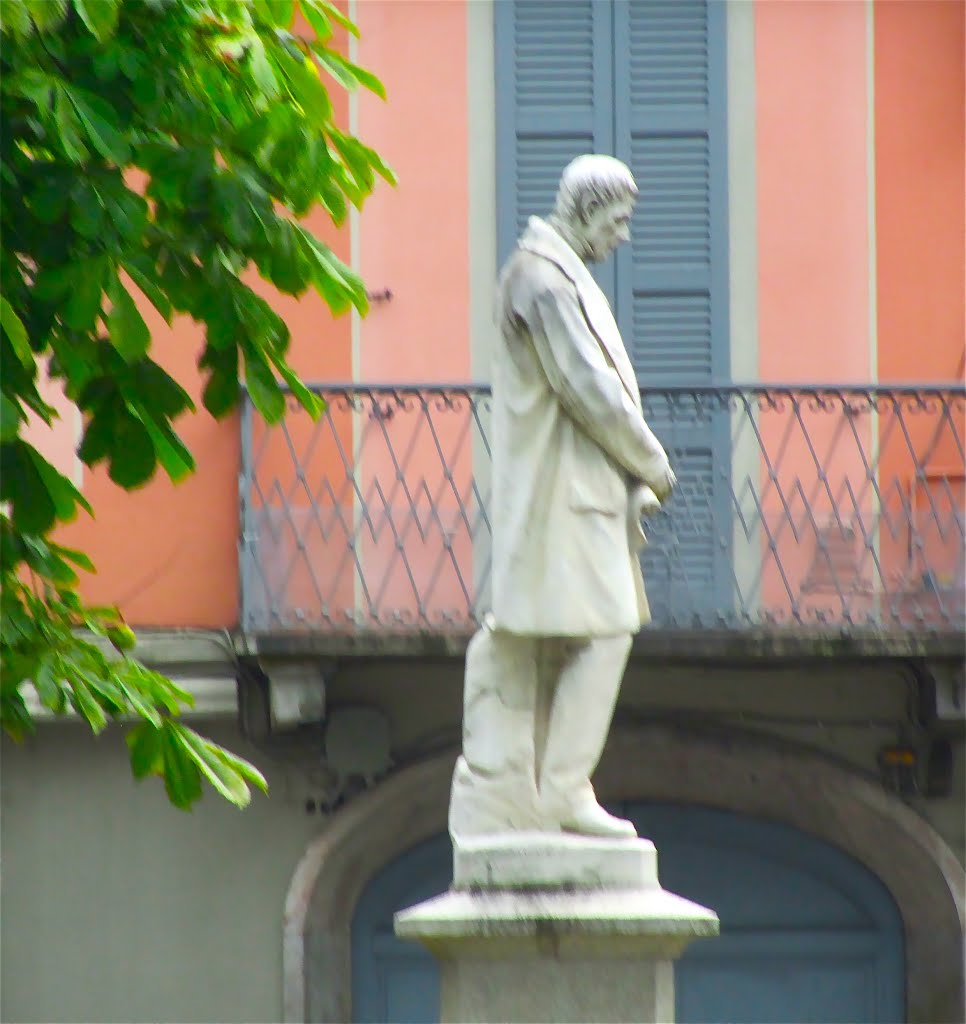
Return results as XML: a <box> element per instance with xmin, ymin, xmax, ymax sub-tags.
<box><xmin>627</xmin><ymin>480</ymin><xmax>663</xmax><ymax>552</ymax></box>
<box><xmin>648</xmin><ymin>461</ymin><xmax>677</xmax><ymax>503</ymax></box>
<box><xmin>631</xmin><ymin>481</ymin><xmax>662</xmax><ymax>518</ymax></box>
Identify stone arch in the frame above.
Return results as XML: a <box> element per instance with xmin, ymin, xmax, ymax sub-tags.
<box><xmin>283</xmin><ymin>724</ymin><xmax>964</xmax><ymax>1023</ymax></box>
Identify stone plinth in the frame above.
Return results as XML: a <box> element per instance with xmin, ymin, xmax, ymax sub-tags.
<box><xmin>394</xmin><ymin>834</ymin><xmax>718</xmax><ymax>1023</ymax></box>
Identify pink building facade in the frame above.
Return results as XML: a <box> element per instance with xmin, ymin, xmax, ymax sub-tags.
<box><xmin>7</xmin><ymin>4</ymin><xmax>964</xmax><ymax>1023</ymax></box>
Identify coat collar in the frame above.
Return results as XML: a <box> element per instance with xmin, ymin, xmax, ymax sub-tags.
<box><xmin>518</xmin><ymin>218</ymin><xmax>640</xmax><ymax>409</ymax></box>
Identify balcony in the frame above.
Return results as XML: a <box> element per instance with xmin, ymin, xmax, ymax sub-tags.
<box><xmin>240</xmin><ymin>383</ymin><xmax>965</xmax><ymax>655</ymax></box>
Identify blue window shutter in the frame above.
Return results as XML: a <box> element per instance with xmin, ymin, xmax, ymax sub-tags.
<box><xmin>613</xmin><ymin>0</ymin><xmax>729</xmax><ymax>386</ymax></box>
<box><xmin>612</xmin><ymin>0</ymin><xmax>731</xmax><ymax>622</ymax></box>
<box><xmin>495</xmin><ymin>0</ymin><xmax>615</xmax><ymax>287</ymax></box>
<box><xmin>495</xmin><ymin>0</ymin><xmax>732</xmax><ymax>625</ymax></box>
<box><xmin>496</xmin><ymin>0</ymin><xmax>729</xmax><ymax>382</ymax></box>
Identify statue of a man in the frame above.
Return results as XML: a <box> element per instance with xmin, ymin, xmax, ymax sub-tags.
<box><xmin>449</xmin><ymin>155</ymin><xmax>676</xmax><ymax>841</ymax></box>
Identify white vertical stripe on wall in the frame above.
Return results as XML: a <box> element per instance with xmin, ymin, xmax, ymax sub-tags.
<box><xmin>865</xmin><ymin>0</ymin><xmax>881</xmax><ymax>603</ymax></box>
<box><xmin>726</xmin><ymin>0</ymin><xmax>758</xmax><ymax>382</ymax></box>
<box><xmin>726</xmin><ymin>0</ymin><xmax>760</xmax><ymax>614</ymax></box>
<box><xmin>468</xmin><ymin>0</ymin><xmax>497</xmax><ymax>382</ymax></box>
<box><xmin>467</xmin><ymin>0</ymin><xmax>496</xmax><ymax>608</ymax></box>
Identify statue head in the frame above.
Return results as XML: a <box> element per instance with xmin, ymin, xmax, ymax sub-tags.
<box><xmin>551</xmin><ymin>155</ymin><xmax>638</xmax><ymax>263</ymax></box>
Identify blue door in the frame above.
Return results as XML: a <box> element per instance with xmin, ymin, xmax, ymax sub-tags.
<box><xmin>351</xmin><ymin>804</ymin><xmax>904</xmax><ymax>1023</ymax></box>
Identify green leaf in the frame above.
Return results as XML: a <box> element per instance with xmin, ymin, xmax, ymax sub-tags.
<box><xmin>108</xmin><ymin>280</ymin><xmax>150</xmax><ymax>363</ymax></box>
<box><xmin>297</xmin><ymin>230</ymin><xmax>366</xmax><ymax>315</ymax></box>
<box><xmin>63</xmin><ymin>257</ymin><xmax>108</xmax><ymax>332</ymax></box>
<box><xmin>247</xmin><ymin>36</ymin><xmax>279</xmax><ymax>99</ymax></box>
<box><xmin>28</xmin><ymin>446</ymin><xmax>91</xmax><ymax>520</ymax></box>
<box><xmin>126</xmin><ymin>721</ymin><xmax>164</xmax><ymax>778</ymax></box>
<box><xmin>32</xmin><ymin>264</ymin><xmax>74</xmax><ymax>303</ymax></box>
<box><xmin>1</xmin><ymin>689</ymin><xmax>35</xmax><ymax>743</ymax></box>
<box><xmin>67</xmin><ymin>89</ymin><xmax>130</xmax><ymax>165</ymax></box>
<box><xmin>69</xmin><ymin>676</ymin><xmax>108</xmax><ymax>733</ymax></box>
<box><xmin>54</xmin><ymin>88</ymin><xmax>89</xmax><ymax>163</ymax></box>
<box><xmin>105</xmin><ymin>411</ymin><xmax>157</xmax><ymax>488</ymax></box>
<box><xmin>77</xmin><ymin>401</ymin><xmax>116</xmax><ymax>466</ymax></box>
<box><xmin>263</xmin><ymin>218</ymin><xmax>308</xmax><ymax>294</ymax></box>
<box><xmin>49</xmin><ymin>542</ymin><xmax>95</xmax><ymax>573</ymax></box>
<box><xmin>129</xmin><ymin>360</ymin><xmax>194</xmax><ymax>418</ymax></box>
<box><xmin>253</xmin><ymin>0</ymin><xmax>293</xmax><ymax>27</ymax></box>
<box><xmin>29</xmin><ymin>173</ymin><xmax>71</xmax><ymax>224</ymax></box>
<box><xmin>204</xmin><ymin>739</ymin><xmax>268</xmax><ymax>792</ymax></box>
<box><xmin>200</xmin><ymin>343</ymin><xmax>240</xmax><ymax>417</ymax></box>
<box><xmin>0</xmin><ymin>394</ymin><xmax>24</xmax><ymax>440</ymax></box>
<box><xmin>271</xmin><ymin>357</ymin><xmax>323</xmax><ymax>419</ymax></box>
<box><xmin>73</xmin><ymin>0</ymin><xmax>119</xmax><ymax>41</ymax></box>
<box><xmin>160</xmin><ymin>721</ymin><xmax>203</xmax><ymax>809</ymax></box>
<box><xmin>137</xmin><ymin>668</ymin><xmax>193</xmax><ymax>715</ymax></box>
<box><xmin>243</xmin><ymin>350</ymin><xmax>286</xmax><ymax>423</ymax></box>
<box><xmin>339</xmin><ymin>58</ymin><xmax>385</xmax><ymax>100</ymax></box>
<box><xmin>106</xmin><ymin>624</ymin><xmax>136</xmax><ymax>652</ymax></box>
<box><xmin>300</xmin><ymin>1</ymin><xmax>331</xmax><ymax>42</ymax></box>
<box><xmin>0</xmin><ymin>441</ymin><xmax>89</xmax><ymax>534</ymax></box>
<box><xmin>313</xmin><ymin>49</ymin><xmax>386</xmax><ymax>101</ymax></box>
<box><xmin>0</xmin><ymin>297</ymin><xmax>32</xmax><ymax>368</ymax></box>
<box><xmin>34</xmin><ymin>658</ymin><xmax>67</xmax><ymax>714</ymax></box>
<box><xmin>1</xmin><ymin>2</ymin><xmax>32</xmax><ymax>36</ymax></box>
<box><xmin>310</xmin><ymin>0</ymin><xmax>359</xmax><ymax>38</ymax></box>
<box><xmin>0</xmin><ymin>442</ymin><xmax>55</xmax><ymax>533</ymax></box>
<box><xmin>282</xmin><ymin>49</ymin><xmax>333</xmax><ymax>123</ymax></box>
<box><xmin>77</xmin><ymin>664</ymin><xmax>127</xmax><ymax>714</ymax></box>
<box><xmin>114</xmin><ymin>675</ymin><xmax>161</xmax><ymax>727</ymax></box>
<box><xmin>23</xmin><ymin>534</ymin><xmax>78</xmax><ymax>584</ymax></box>
<box><xmin>26</xmin><ymin>0</ymin><xmax>67</xmax><ymax>33</ymax></box>
<box><xmin>125</xmin><ymin>401</ymin><xmax>195</xmax><ymax>482</ymax></box>
<box><xmin>70</xmin><ymin>184</ymin><xmax>105</xmax><ymax>238</ymax></box>
<box><xmin>313</xmin><ymin>49</ymin><xmax>355</xmax><ymax>90</ymax></box>
<box><xmin>7</xmin><ymin>69</ymin><xmax>56</xmax><ymax>111</ymax></box>
<box><xmin>104</xmin><ymin>187</ymin><xmax>148</xmax><ymax>243</ymax></box>
<box><xmin>202</xmin><ymin>369</ymin><xmax>239</xmax><ymax>418</ymax></box>
<box><xmin>123</xmin><ymin>258</ymin><xmax>172</xmax><ymax>324</ymax></box>
<box><xmin>171</xmin><ymin>724</ymin><xmax>252</xmax><ymax>806</ymax></box>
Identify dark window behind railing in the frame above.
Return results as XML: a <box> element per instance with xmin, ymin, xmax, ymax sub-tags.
<box><xmin>240</xmin><ymin>384</ymin><xmax>965</xmax><ymax>637</ymax></box>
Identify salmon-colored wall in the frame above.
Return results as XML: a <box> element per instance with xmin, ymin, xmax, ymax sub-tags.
<box><xmin>875</xmin><ymin>0</ymin><xmax>964</xmax><ymax>384</ymax></box>
<box><xmin>756</xmin><ymin>0</ymin><xmax>870</xmax><ymax>383</ymax></box>
<box><xmin>50</xmin><ymin>12</ymin><xmax>355</xmax><ymax>628</ymax></box>
<box><xmin>754</xmin><ymin>1</ymin><xmax>873</xmax><ymax>617</ymax></box>
<box><xmin>352</xmin><ymin>1</ymin><xmax>473</xmax><ymax>625</ymax></box>
<box><xmin>874</xmin><ymin>0</ymin><xmax>964</xmax><ymax>599</ymax></box>
<box><xmin>356</xmin><ymin>0</ymin><xmax>469</xmax><ymax>384</ymax></box>
<box><xmin>28</xmin><ymin>1</ymin><xmax>961</xmax><ymax>631</ymax></box>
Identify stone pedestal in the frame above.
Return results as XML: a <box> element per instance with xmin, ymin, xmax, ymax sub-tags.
<box><xmin>394</xmin><ymin>834</ymin><xmax>718</xmax><ymax>1023</ymax></box>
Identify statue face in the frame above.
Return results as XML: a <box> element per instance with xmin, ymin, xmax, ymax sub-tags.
<box><xmin>578</xmin><ymin>195</ymin><xmax>635</xmax><ymax>263</ymax></box>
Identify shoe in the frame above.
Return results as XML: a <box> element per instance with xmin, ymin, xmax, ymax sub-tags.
<box><xmin>559</xmin><ymin>800</ymin><xmax>637</xmax><ymax>839</ymax></box>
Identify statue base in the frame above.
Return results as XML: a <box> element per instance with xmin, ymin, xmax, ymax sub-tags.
<box><xmin>394</xmin><ymin>833</ymin><xmax>718</xmax><ymax>1023</ymax></box>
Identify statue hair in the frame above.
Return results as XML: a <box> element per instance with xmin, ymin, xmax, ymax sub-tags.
<box><xmin>553</xmin><ymin>155</ymin><xmax>638</xmax><ymax>226</ymax></box>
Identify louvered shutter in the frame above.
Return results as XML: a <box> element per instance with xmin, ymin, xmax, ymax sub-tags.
<box><xmin>496</xmin><ymin>1</ymin><xmax>616</xmax><ymax>299</ymax></box>
<box><xmin>613</xmin><ymin>0</ymin><xmax>731</xmax><ymax>623</ymax></box>
<box><xmin>495</xmin><ymin>0</ymin><xmax>731</xmax><ymax>626</ymax></box>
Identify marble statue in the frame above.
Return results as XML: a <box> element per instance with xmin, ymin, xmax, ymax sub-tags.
<box><xmin>449</xmin><ymin>155</ymin><xmax>677</xmax><ymax>841</ymax></box>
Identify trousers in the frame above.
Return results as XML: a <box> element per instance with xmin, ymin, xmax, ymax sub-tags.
<box><xmin>448</xmin><ymin>619</ymin><xmax>632</xmax><ymax>838</ymax></box>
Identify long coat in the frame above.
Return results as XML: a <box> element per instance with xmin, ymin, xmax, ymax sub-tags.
<box><xmin>490</xmin><ymin>216</ymin><xmax>671</xmax><ymax>637</ymax></box>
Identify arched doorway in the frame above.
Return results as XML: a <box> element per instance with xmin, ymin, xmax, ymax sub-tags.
<box><xmin>351</xmin><ymin>804</ymin><xmax>904</xmax><ymax>1024</ymax></box>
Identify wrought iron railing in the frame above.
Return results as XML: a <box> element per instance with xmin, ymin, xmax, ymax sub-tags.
<box><xmin>240</xmin><ymin>384</ymin><xmax>965</xmax><ymax>637</ymax></box>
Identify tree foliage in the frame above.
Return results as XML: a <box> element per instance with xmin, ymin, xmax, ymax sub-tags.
<box><xmin>0</xmin><ymin>0</ymin><xmax>393</xmax><ymax>808</ymax></box>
